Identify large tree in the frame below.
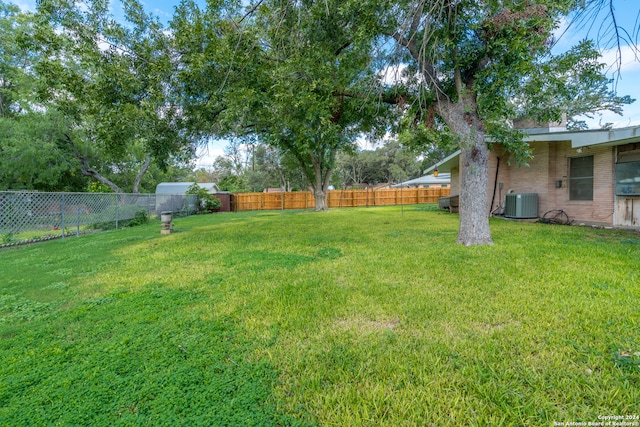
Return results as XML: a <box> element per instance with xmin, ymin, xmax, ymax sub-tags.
<box><xmin>31</xmin><ymin>0</ymin><xmax>193</xmax><ymax>193</ymax></box>
<box><xmin>377</xmin><ymin>0</ymin><xmax>633</xmax><ymax>245</ymax></box>
<box><xmin>0</xmin><ymin>2</ymin><xmax>86</xmax><ymax>191</ymax></box>
<box><xmin>172</xmin><ymin>0</ymin><xmax>396</xmax><ymax>210</ymax></box>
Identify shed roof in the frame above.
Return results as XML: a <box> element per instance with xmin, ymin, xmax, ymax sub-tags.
<box><xmin>155</xmin><ymin>182</ymin><xmax>219</xmax><ymax>194</ymax></box>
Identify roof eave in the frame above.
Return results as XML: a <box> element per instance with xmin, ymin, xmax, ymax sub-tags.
<box><xmin>424</xmin><ymin>125</ymin><xmax>640</xmax><ymax>173</ymax></box>
<box><xmin>424</xmin><ymin>151</ymin><xmax>461</xmax><ymax>174</ymax></box>
<box><xmin>519</xmin><ymin>125</ymin><xmax>640</xmax><ymax>148</ymax></box>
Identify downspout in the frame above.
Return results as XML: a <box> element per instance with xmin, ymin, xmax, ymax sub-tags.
<box><xmin>490</xmin><ymin>157</ymin><xmax>500</xmax><ymax>215</ymax></box>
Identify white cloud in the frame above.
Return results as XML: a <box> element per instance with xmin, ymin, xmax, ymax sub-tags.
<box><xmin>578</xmin><ymin>101</ymin><xmax>640</xmax><ymax>129</ymax></box>
<box><xmin>598</xmin><ymin>44</ymin><xmax>640</xmax><ymax>74</ymax></box>
<box><xmin>552</xmin><ymin>16</ymin><xmax>585</xmax><ymax>52</ymax></box>
<box><xmin>194</xmin><ymin>140</ymin><xmax>227</xmax><ymax>168</ymax></box>
<box><xmin>378</xmin><ymin>64</ymin><xmax>408</xmax><ymax>86</ymax></box>
<box><xmin>596</xmin><ymin>46</ymin><xmax>640</xmax><ymax>129</ymax></box>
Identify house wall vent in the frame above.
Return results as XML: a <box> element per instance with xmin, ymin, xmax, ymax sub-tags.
<box><xmin>504</xmin><ymin>193</ymin><xmax>538</xmax><ymax>219</ymax></box>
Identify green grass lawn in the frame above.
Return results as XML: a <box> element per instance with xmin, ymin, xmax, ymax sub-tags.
<box><xmin>1</xmin><ymin>206</ymin><xmax>639</xmax><ymax>426</ymax></box>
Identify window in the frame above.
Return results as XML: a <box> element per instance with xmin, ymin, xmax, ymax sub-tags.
<box><xmin>569</xmin><ymin>156</ymin><xmax>593</xmax><ymax>201</ymax></box>
<box><xmin>615</xmin><ymin>161</ymin><xmax>640</xmax><ymax>196</ymax></box>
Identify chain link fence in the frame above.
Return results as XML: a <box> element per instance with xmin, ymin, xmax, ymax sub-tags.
<box><xmin>0</xmin><ymin>191</ymin><xmax>198</xmax><ymax>246</ymax></box>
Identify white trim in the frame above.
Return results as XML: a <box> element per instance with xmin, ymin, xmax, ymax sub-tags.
<box><xmin>426</xmin><ymin>125</ymin><xmax>640</xmax><ymax>172</ymax></box>
<box><xmin>523</xmin><ymin>125</ymin><xmax>640</xmax><ymax>148</ymax></box>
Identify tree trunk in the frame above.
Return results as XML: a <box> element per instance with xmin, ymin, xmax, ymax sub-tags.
<box><xmin>457</xmin><ymin>134</ymin><xmax>493</xmax><ymax>245</ymax></box>
<box><xmin>76</xmin><ymin>153</ymin><xmax>123</xmax><ymax>193</ymax></box>
<box><xmin>309</xmin><ymin>152</ymin><xmax>333</xmax><ymax>211</ymax></box>
<box><xmin>65</xmin><ymin>133</ymin><xmax>123</xmax><ymax>193</ymax></box>
<box><xmin>314</xmin><ymin>188</ymin><xmax>328</xmax><ymax>211</ymax></box>
<box><xmin>132</xmin><ymin>154</ymin><xmax>152</xmax><ymax>194</ymax></box>
<box><xmin>439</xmin><ymin>100</ymin><xmax>493</xmax><ymax>246</ymax></box>
<box><xmin>80</xmin><ymin>164</ymin><xmax>123</xmax><ymax>193</ymax></box>
<box><xmin>312</xmin><ymin>167</ymin><xmax>332</xmax><ymax>211</ymax></box>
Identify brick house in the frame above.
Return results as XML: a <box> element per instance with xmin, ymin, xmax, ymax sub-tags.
<box><xmin>427</xmin><ymin>125</ymin><xmax>640</xmax><ymax>227</ymax></box>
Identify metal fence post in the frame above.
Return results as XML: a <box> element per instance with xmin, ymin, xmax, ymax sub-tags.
<box><xmin>77</xmin><ymin>207</ymin><xmax>81</xmax><ymax>237</ymax></box>
<box><xmin>115</xmin><ymin>193</ymin><xmax>119</xmax><ymax>230</ymax></box>
<box><xmin>61</xmin><ymin>193</ymin><xmax>65</xmax><ymax>239</ymax></box>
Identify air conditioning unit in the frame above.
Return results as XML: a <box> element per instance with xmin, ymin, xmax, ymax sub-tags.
<box><xmin>504</xmin><ymin>193</ymin><xmax>538</xmax><ymax>219</ymax></box>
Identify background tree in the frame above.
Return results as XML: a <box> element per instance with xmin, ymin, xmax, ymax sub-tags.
<box><xmin>334</xmin><ymin>150</ymin><xmax>370</xmax><ymax>189</ymax></box>
<box><xmin>201</xmin><ymin>142</ymin><xmax>307</xmax><ymax>192</ymax></box>
<box><xmin>0</xmin><ymin>2</ymin><xmax>86</xmax><ymax>191</ymax></box>
<box><xmin>208</xmin><ymin>156</ymin><xmax>251</xmax><ymax>192</ymax></box>
<box><xmin>0</xmin><ymin>110</ymin><xmax>87</xmax><ymax>191</ymax></box>
<box><xmin>244</xmin><ymin>145</ymin><xmax>307</xmax><ymax>192</ymax></box>
<box><xmin>334</xmin><ymin>141</ymin><xmax>423</xmax><ymax>189</ymax></box>
<box><xmin>32</xmin><ymin>0</ymin><xmax>193</xmax><ymax>193</ymax></box>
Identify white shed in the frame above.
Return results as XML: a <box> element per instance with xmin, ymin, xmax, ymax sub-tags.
<box><xmin>154</xmin><ymin>182</ymin><xmax>220</xmax><ymax>215</ymax></box>
<box><xmin>155</xmin><ymin>182</ymin><xmax>220</xmax><ymax>195</ymax></box>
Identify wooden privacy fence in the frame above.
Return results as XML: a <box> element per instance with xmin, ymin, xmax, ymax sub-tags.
<box><xmin>232</xmin><ymin>187</ymin><xmax>451</xmax><ymax>211</ymax></box>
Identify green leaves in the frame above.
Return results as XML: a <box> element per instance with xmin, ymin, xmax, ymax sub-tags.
<box><xmin>0</xmin><ymin>110</ymin><xmax>86</xmax><ymax>191</ymax></box>
<box><xmin>185</xmin><ymin>183</ymin><xmax>222</xmax><ymax>212</ymax></box>
<box><xmin>0</xmin><ymin>1</ymin><xmax>204</xmax><ymax>192</ymax></box>
<box><xmin>384</xmin><ymin>0</ymin><xmax>633</xmax><ymax>166</ymax></box>
<box><xmin>173</xmin><ymin>0</ymin><xmax>394</xmax><ymax>203</ymax></box>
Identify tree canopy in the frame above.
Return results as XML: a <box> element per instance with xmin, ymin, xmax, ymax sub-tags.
<box><xmin>0</xmin><ymin>0</ymin><xmax>198</xmax><ymax>193</ymax></box>
<box><xmin>334</xmin><ymin>140</ymin><xmax>424</xmax><ymax>189</ymax></box>
<box><xmin>172</xmin><ymin>0</ymin><xmax>397</xmax><ymax>209</ymax></box>
<box><xmin>371</xmin><ymin>0</ymin><xmax>633</xmax><ymax>244</ymax></box>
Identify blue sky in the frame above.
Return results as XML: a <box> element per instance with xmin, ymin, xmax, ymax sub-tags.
<box><xmin>13</xmin><ymin>0</ymin><xmax>640</xmax><ymax>167</ymax></box>
<box><xmin>552</xmin><ymin>0</ymin><xmax>640</xmax><ymax>128</ymax></box>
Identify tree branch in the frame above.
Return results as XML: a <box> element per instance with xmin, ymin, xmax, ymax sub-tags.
<box><xmin>64</xmin><ymin>133</ymin><xmax>123</xmax><ymax>193</ymax></box>
<box><xmin>334</xmin><ymin>41</ymin><xmax>351</xmax><ymax>56</ymax></box>
<box><xmin>132</xmin><ymin>153</ymin><xmax>152</xmax><ymax>194</ymax></box>
<box><xmin>410</xmin><ymin>0</ymin><xmax>425</xmax><ymax>35</ymax></box>
<box><xmin>237</xmin><ymin>0</ymin><xmax>265</xmax><ymax>25</ymax></box>
<box><xmin>453</xmin><ymin>47</ymin><xmax>464</xmax><ymax>97</ymax></box>
<box><xmin>389</xmin><ymin>31</ymin><xmax>440</xmax><ymax>94</ymax></box>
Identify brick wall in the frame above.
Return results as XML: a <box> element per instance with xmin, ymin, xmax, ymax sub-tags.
<box><xmin>562</xmin><ymin>144</ymin><xmax>615</xmax><ymax>224</ymax></box>
<box><xmin>451</xmin><ymin>141</ymin><xmax>616</xmax><ymax>225</ymax></box>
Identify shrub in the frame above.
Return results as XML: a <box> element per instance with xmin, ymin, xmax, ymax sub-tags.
<box><xmin>126</xmin><ymin>210</ymin><xmax>149</xmax><ymax>227</ymax></box>
<box><xmin>86</xmin><ymin>181</ymin><xmax>113</xmax><ymax>193</ymax></box>
<box><xmin>185</xmin><ymin>184</ymin><xmax>222</xmax><ymax>213</ymax></box>
<box><xmin>86</xmin><ymin>210</ymin><xmax>149</xmax><ymax>230</ymax></box>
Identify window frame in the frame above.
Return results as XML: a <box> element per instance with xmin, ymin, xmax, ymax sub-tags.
<box><xmin>615</xmin><ymin>160</ymin><xmax>640</xmax><ymax>196</ymax></box>
<box><xmin>569</xmin><ymin>155</ymin><xmax>594</xmax><ymax>201</ymax></box>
